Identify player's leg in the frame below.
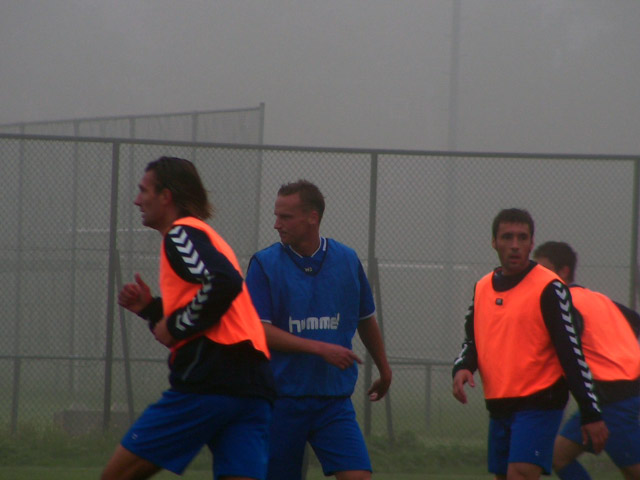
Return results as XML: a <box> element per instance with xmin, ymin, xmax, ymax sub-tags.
<box><xmin>112</xmin><ymin>390</ymin><xmax>235</xmax><ymax>478</ymax></box>
<box><xmin>506</xmin><ymin>409</ymin><xmax>564</xmax><ymax>480</ymax></box>
<box><xmin>553</xmin><ymin>435</ymin><xmax>589</xmax><ymax>479</ymax></box>
<box><xmin>506</xmin><ymin>462</ymin><xmax>542</xmax><ymax>480</ymax></box>
<box><xmin>551</xmin><ymin>410</ymin><xmax>590</xmax><ymax>478</ymax></box>
<box><xmin>488</xmin><ymin>415</ymin><xmax>511</xmax><ymax>478</ymax></box>
<box><xmin>101</xmin><ymin>445</ymin><xmax>161</xmax><ymax>480</ymax></box>
<box><xmin>208</xmin><ymin>396</ymin><xmax>272</xmax><ymax>480</ymax></box>
<box><xmin>334</xmin><ymin>470</ymin><xmax>370</xmax><ymax>480</ymax></box>
<box><xmin>620</xmin><ymin>464</ymin><xmax>640</xmax><ymax>480</ymax></box>
<box><xmin>266</xmin><ymin>397</ymin><xmax>310</xmax><ymax>480</ymax></box>
<box><xmin>600</xmin><ymin>397</ymin><xmax>640</xmax><ymax>480</ymax></box>
<box><xmin>308</xmin><ymin>398</ymin><xmax>372</xmax><ymax>479</ymax></box>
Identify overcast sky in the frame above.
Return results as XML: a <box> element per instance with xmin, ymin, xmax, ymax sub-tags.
<box><xmin>1</xmin><ymin>1</ymin><xmax>639</xmax><ymax>154</ymax></box>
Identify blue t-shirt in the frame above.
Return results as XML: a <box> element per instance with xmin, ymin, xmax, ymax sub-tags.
<box><xmin>246</xmin><ymin>237</ymin><xmax>375</xmax><ymax>396</ymax></box>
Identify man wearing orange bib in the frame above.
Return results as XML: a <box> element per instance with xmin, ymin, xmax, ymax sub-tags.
<box><xmin>453</xmin><ymin>209</ymin><xmax>608</xmax><ymax>480</ymax></box>
<box><xmin>534</xmin><ymin>241</ymin><xmax>640</xmax><ymax>480</ymax></box>
<box><xmin>101</xmin><ymin>157</ymin><xmax>275</xmax><ymax>480</ymax></box>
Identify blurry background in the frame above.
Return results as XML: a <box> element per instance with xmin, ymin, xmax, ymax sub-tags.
<box><xmin>1</xmin><ymin>1</ymin><xmax>639</xmax><ymax>153</ymax></box>
<box><xmin>1</xmin><ymin>1</ymin><xmax>639</xmax><ymax>477</ymax></box>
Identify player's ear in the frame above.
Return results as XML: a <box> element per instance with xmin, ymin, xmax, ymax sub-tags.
<box><xmin>558</xmin><ymin>265</ymin><xmax>571</xmax><ymax>284</ymax></box>
<box><xmin>160</xmin><ymin>187</ymin><xmax>173</xmax><ymax>205</ymax></box>
<box><xmin>308</xmin><ymin>209</ymin><xmax>320</xmax><ymax>226</ymax></box>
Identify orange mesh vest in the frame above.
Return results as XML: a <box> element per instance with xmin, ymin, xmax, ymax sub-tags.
<box><xmin>571</xmin><ymin>286</ymin><xmax>640</xmax><ymax>382</ymax></box>
<box><xmin>474</xmin><ymin>265</ymin><xmax>564</xmax><ymax>399</ymax></box>
<box><xmin>159</xmin><ymin>217</ymin><xmax>269</xmax><ymax>358</ymax></box>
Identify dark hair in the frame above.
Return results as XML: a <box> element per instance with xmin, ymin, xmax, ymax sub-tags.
<box><xmin>145</xmin><ymin>156</ymin><xmax>213</xmax><ymax>220</ymax></box>
<box><xmin>278</xmin><ymin>179</ymin><xmax>325</xmax><ymax>222</ymax></box>
<box><xmin>533</xmin><ymin>241</ymin><xmax>577</xmax><ymax>283</ymax></box>
<box><xmin>491</xmin><ymin>208</ymin><xmax>534</xmax><ymax>239</ymax></box>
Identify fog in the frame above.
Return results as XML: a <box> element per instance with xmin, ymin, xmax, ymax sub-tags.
<box><xmin>1</xmin><ymin>1</ymin><xmax>639</xmax><ymax>153</ymax></box>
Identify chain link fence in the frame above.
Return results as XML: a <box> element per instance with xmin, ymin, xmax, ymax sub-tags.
<box><xmin>2</xmin><ymin>133</ymin><xmax>638</xmax><ymax>450</ymax></box>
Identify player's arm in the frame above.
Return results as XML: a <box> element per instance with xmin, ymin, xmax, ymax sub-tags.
<box><xmin>262</xmin><ymin>322</ymin><xmax>362</xmax><ymax>370</ymax></box>
<box><xmin>452</xmin><ymin>296</ymin><xmax>478</xmax><ymax>375</ymax></box>
<box><xmin>452</xmin><ymin>291</ymin><xmax>478</xmax><ymax>404</ymax></box>
<box><xmin>355</xmin><ymin>261</ymin><xmax>391</xmax><ymax>400</ymax></box>
<box><xmin>118</xmin><ymin>273</ymin><xmax>163</xmax><ymax>330</ymax></box>
<box><xmin>357</xmin><ymin>315</ymin><xmax>392</xmax><ymax>401</ymax></box>
<box><xmin>163</xmin><ymin>225</ymin><xmax>243</xmax><ymax>341</ymax></box>
<box><xmin>245</xmin><ymin>256</ymin><xmax>362</xmax><ymax>370</ymax></box>
<box><xmin>541</xmin><ymin>280</ymin><xmax>608</xmax><ymax>452</ymax></box>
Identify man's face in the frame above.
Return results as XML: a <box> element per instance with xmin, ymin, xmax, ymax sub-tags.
<box><xmin>273</xmin><ymin>193</ymin><xmax>317</xmax><ymax>249</ymax></box>
<box><xmin>492</xmin><ymin>222</ymin><xmax>533</xmax><ymax>276</ymax></box>
<box><xmin>134</xmin><ymin>170</ymin><xmax>167</xmax><ymax>231</ymax></box>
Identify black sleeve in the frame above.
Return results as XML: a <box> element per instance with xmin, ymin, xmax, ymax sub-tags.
<box><xmin>453</xmin><ymin>286</ymin><xmax>478</xmax><ymax>377</ymax></box>
<box><xmin>613</xmin><ymin>301</ymin><xmax>640</xmax><ymax>337</ymax></box>
<box><xmin>541</xmin><ymin>280</ymin><xmax>602</xmax><ymax>424</ymax></box>
<box><xmin>163</xmin><ymin>225</ymin><xmax>243</xmax><ymax>340</ymax></box>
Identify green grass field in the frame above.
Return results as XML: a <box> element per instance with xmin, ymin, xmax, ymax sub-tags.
<box><xmin>0</xmin><ymin>467</ymin><xmax>487</xmax><ymax>480</ymax></box>
<box><xmin>0</xmin><ymin>424</ymin><xmax>623</xmax><ymax>480</ymax></box>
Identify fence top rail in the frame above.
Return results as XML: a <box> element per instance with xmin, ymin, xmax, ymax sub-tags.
<box><xmin>387</xmin><ymin>356</ymin><xmax>452</xmax><ymax>367</ymax></box>
<box><xmin>0</xmin><ymin>105</ymin><xmax>264</xmax><ymax>128</ymax></box>
<box><xmin>1</xmin><ymin>132</ymin><xmax>639</xmax><ymax>161</ymax></box>
<box><xmin>0</xmin><ymin>354</ymin><xmax>165</xmax><ymax>363</ymax></box>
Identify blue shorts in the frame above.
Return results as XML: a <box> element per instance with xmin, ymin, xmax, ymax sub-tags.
<box><xmin>488</xmin><ymin>409</ymin><xmax>564</xmax><ymax>475</ymax></box>
<box><xmin>559</xmin><ymin>395</ymin><xmax>640</xmax><ymax>467</ymax></box>
<box><xmin>267</xmin><ymin>396</ymin><xmax>371</xmax><ymax>480</ymax></box>
<box><xmin>121</xmin><ymin>390</ymin><xmax>272</xmax><ymax>479</ymax></box>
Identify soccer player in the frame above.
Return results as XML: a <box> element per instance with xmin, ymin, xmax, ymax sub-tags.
<box><xmin>101</xmin><ymin>157</ymin><xmax>276</xmax><ymax>480</ymax></box>
<box><xmin>245</xmin><ymin>180</ymin><xmax>392</xmax><ymax>480</ymax></box>
<box><xmin>452</xmin><ymin>208</ymin><xmax>608</xmax><ymax>480</ymax></box>
<box><xmin>533</xmin><ymin>241</ymin><xmax>640</xmax><ymax>480</ymax></box>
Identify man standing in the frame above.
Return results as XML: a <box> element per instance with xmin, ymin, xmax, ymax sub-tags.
<box><xmin>246</xmin><ymin>180</ymin><xmax>392</xmax><ymax>480</ymax></box>
<box><xmin>452</xmin><ymin>208</ymin><xmax>608</xmax><ymax>480</ymax></box>
<box><xmin>534</xmin><ymin>241</ymin><xmax>640</xmax><ymax>480</ymax></box>
<box><xmin>101</xmin><ymin>157</ymin><xmax>275</xmax><ymax>480</ymax></box>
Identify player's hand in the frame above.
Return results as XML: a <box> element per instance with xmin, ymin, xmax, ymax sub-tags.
<box><xmin>320</xmin><ymin>344</ymin><xmax>363</xmax><ymax>370</ymax></box>
<box><xmin>581</xmin><ymin>420</ymin><xmax>608</xmax><ymax>454</ymax></box>
<box><xmin>367</xmin><ymin>370</ymin><xmax>392</xmax><ymax>401</ymax></box>
<box><xmin>118</xmin><ymin>273</ymin><xmax>152</xmax><ymax>314</ymax></box>
<box><xmin>452</xmin><ymin>369</ymin><xmax>475</xmax><ymax>404</ymax></box>
<box><xmin>152</xmin><ymin>317</ymin><xmax>177</xmax><ymax>348</ymax></box>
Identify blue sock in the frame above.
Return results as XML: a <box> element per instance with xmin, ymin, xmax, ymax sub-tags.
<box><xmin>556</xmin><ymin>460</ymin><xmax>591</xmax><ymax>480</ymax></box>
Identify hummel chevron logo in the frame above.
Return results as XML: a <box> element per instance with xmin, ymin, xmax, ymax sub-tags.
<box><xmin>168</xmin><ymin>227</ymin><xmax>209</xmax><ymax>278</ymax></box>
<box><xmin>176</xmin><ymin>311</ymin><xmax>196</xmax><ymax>331</ymax></box>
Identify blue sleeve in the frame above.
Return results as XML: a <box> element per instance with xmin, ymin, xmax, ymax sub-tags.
<box><xmin>246</xmin><ymin>256</ymin><xmax>273</xmax><ymax>323</ymax></box>
<box><xmin>358</xmin><ymin>260</ymin><xmax>376</xmax><ymax>319</ymax></box>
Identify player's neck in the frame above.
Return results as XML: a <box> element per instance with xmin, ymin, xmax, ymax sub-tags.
<box><xmin>289</xmin><ymin>236</ymin><xmax>321</xmax><ymax>257</ymax></box>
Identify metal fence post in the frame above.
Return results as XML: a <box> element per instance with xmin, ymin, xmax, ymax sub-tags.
<box><xmin>10</xmin><ymin>357</ymin><xmax>21</xmax><ymax>434</ymax></box>
<box><xmin>103</xmin><ymin>142</ymin><xmax>121</xmax><ymax>432</ymax></box>
<box><xmin>629</xmin><ymin>158</ymin><xmax>640</xmax><ymax>309</ymax></box>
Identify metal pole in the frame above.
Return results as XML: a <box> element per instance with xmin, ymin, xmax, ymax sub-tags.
<box><xmin>447</xmin><ymin>0</ymin><xmax>461</xmax><ymax>151</ymax></box>
<box><xmin>425</xmin><ymin>366</ymin><xmax>432</xmax><ymax>431</ymax></box>
<box><xmin>191</xmin><ymin>112</ymin><xmax>198</xmax><ymax>163</ymax></box>
<box><xmin>363</xmin><ymin>153</ymin><xmax>393</xmax><ymax>439</ymax></box>
<box><xmin>630</xmin><ymin>158</ymin><xmax>640</xmax><ymax>309</ymax></box>
<box><xmin>251</xmin><ymin>103</ymin><xmax>266</xmax><ymax>255</ymax></box>
<box><xmin>103</xmin><ymin>142</ymin><xmax>121</xmax><ymax>432</ymax></box>
<box><xmin>116</xmin><ymin>253</ymin><xmax>135</xmax><ymax>425</ymax></box>
<box><xmin>68</xmin><ymin>121</ymin><xmax>80</xmax><ymax>395</ymax></box>
<box><xmin>11</xmin><ymin>126</ymin><xmax>26</xmax><ymax>433</ymax></box>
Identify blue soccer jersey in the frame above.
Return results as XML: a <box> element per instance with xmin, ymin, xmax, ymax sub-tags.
<box><xmin>246</xmin><ymin>237</ymin><xmax>375</xmax><ymax>397</ymax></box>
